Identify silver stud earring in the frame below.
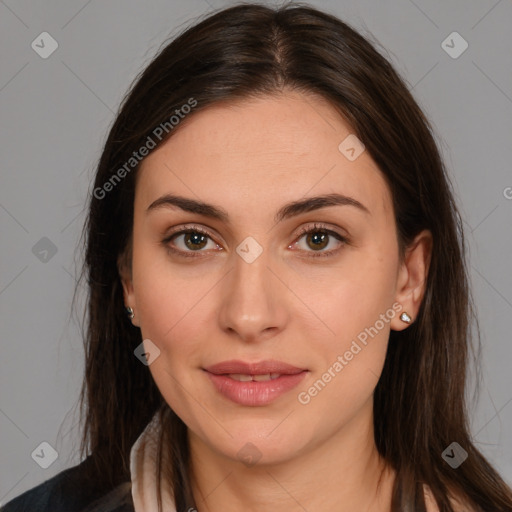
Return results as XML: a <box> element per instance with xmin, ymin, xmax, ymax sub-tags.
<box><xmin>126</xmin><ymin>306</ymin><xmax>135</xmax><ymax>319</ymax></box>
<box><xmin>400</xmin><ymin>312</ymin><xmax>412</xmax><ymax>324</ymax></box>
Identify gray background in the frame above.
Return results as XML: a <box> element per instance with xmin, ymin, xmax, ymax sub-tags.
<box><xmin>1</xmin><ymin>0</ymin><xmax>511</xmax><ymax>504</ymax></box>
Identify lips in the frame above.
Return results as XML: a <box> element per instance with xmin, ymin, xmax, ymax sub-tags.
<box><xmin>204</xmin><ymin>360</ymin><xmax>307</xmax><ymax>406</ymax></box>
<box><xmin>204</xmin><ymin>359</ymin><xmax>305</xmax><ymax>376</ymax></box>
<box><xmin>228</xmin><ymin>373</ymin><xmax>281</xmax><ymax>381</ymax></box>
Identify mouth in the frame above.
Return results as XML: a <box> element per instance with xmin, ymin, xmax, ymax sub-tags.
<box><xmin>224</xmin><ymin>373</ymin><xmax>282</xmax><ymax>381</ymax></box>
<box><xmin>203</xmin><ymin>360</ymin><xmax>308</xmax><ymax>406</ymax></box>
<box><xmin>204</xmin><ymin>359</ymin><xmax>306</xmax><ymax>376</ymax></box>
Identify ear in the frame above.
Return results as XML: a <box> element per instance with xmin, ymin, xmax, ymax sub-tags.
<box><xmin>391</xmin><ymin>229</ymin><xmax>432</xmax><ymax>331</ymax></box>
<box><xmin>117</xmin><ymin>250</ymin><xmax>140</xmax><ymax>327</ymax></box>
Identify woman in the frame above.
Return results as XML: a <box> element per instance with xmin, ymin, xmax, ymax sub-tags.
<box><xmin>3</xmin><ymin>3</ymin><xmax>512</xmax><ymax>511</ymax></box>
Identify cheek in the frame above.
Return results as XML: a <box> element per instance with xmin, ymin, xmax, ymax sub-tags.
<box><xmin>131</xmin><ymin>260</ymin><xmax>212</xmax><ymax>423</ymax></box>
<box><xmin>131</xmin><ymin>246</ymin><xmax>227</xmax><ymax>392</ymax></box>
<box><xmin>295</xmin><ymin>241</ymin><xmax>398</xmax><ymax>343</ymax></box>
<box><xmin>296</xmin><ymin>244</ymin><xmax>397</xmax><ymax>399</ymax></box>
<box><xmin>134</xmin><ymin>270</ymin><xmax>207</xmax><ymax>359</ymax></box>
<box><xmin>131</xmin><ymin>233</ymin><xmax>203</xmax><ymax>331</ymax></box>
<box><xmin>296</xmin><ymin>303</ymin><xmax>393</xmax><ymax>431</ymax></box>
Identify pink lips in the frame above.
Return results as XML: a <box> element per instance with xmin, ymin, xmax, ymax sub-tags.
<box><xmin>204</xmin><ymin>359</ymin><xmax>307</xmax><ymax>406</ymax></box>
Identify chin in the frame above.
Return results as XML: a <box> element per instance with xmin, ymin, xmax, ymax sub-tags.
<box><xmin>197</xmin><ymin>422</ymin><xmax>312</xmax><ymax>467</ymax></box>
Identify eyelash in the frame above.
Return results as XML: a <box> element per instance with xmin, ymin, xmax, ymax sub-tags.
<box><xmin>161</xmin><ymin>222</ymin><xmax>348</xmax><ymax>259</ymax></box>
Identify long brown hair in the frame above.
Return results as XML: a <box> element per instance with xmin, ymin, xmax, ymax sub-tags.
<box><xmin>75</xmin><ymin>3</ymin><xmax>512</xmax><ymax>511</ymax></box>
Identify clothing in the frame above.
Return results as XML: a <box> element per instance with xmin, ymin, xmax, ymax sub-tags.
<box><xmin>0</xmin><ymin>459</ymin><xmax>134</xmax><ymax>512</ymax></box>
<box><xmin>0</xmin><ymin>412</ymin><xmax>170</xmax><ymax>512</ymax></box>
<box><xmin>130</xmin><ymin>412</ymin><xmax>175</xmax><ymax>511</ymax></box>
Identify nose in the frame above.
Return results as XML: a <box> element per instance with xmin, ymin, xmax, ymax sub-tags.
<box><xmin>217</xmin><ymin>245</ymin><xmax>288</xmax><ymax>344</ymax></box>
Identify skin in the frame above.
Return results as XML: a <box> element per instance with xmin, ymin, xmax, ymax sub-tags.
<box><xmin>119</xmin><ymin>90</ymin><xmax>433</xmax><ymax>512</ymax></box>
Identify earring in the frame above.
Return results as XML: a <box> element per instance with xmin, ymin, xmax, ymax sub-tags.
<box><xmin>126</xmin><ymin>306</ymin><xmax>135</xmax><ymax>319</ymax></box>
<box><xmin>400</xmin><ymin>312</ymin><xmax>412</xmax><ymax>324</ymax></box>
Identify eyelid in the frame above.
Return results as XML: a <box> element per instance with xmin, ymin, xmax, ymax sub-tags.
<box><xmin>164</xmin><ymin>223</ymin><xmax>217</xmax><ymax>239</ymax></box>
<box><xmin>292</xmin><ymin>221</ymin><xmax>348</xmax><ymax>240</ymax></box>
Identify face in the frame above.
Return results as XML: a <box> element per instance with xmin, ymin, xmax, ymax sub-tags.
<box><xmin>120</xmin><ymin>91</ymin><xmax>430</xmax><ymax>467</ymax></box>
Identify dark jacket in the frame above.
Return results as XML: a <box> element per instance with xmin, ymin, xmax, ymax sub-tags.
<box><xmin>0</xmin><ymin>456</ymin><xmax>135</xmax><ymax>512</ymax></box>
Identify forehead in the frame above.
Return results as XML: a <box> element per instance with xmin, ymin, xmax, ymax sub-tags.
<box><xmin>136</xmin><ymin>92</ymin><xmax>393</xmax><ymax>223</ymax></box>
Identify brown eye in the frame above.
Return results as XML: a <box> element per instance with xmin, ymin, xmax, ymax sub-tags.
<box><xmin>291</xmin><ymin>223</ymin><xmax>348</xmax><ymax>258</ymax></box>
<box><xmin>180</xmin><ymin>231</ymin><xmax>209</xmax><ymax>251</ymax></box>
<box><xmin>304</xmin><ymin>230</ymin><xmax>329</xmax><ymax>251</ymax></box>
<box><xmin>162</xmin><ymin>225</ymin><xmax>222</xmax><ymax>258</ymax></box>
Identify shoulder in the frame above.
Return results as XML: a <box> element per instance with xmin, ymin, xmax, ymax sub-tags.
<box><xmin>0</xmin><ymin>456</ymin><xmax>134</xmax><ymax>512</ymax></box>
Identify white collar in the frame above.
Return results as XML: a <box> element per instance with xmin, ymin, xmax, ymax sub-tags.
<box><xmin>129</xmin><ymin>412</ymin><xmax>176</xmax><ymax>512</ymax></box>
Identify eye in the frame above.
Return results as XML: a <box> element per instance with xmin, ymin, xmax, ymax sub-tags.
<box><xmin>162</xmin><ymin>224</ymin><xmax>222</xmax><ymax>258</ymax></box>
<box><xmin>290</xmin><ymin>222</ymin><xmax>348</xmax><ymax>258</ymax></box>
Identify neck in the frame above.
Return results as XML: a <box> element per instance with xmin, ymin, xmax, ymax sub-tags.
<box><xmin>187</xmin><ymin>400</ymin><xmax>395</xmax><ymax>512</ymax></box>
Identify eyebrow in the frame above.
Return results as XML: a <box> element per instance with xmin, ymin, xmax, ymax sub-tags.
<box><xmin>146</xmin><ymin>192</ymin><xmax>370</xmax><ymax>223</ymax></box>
